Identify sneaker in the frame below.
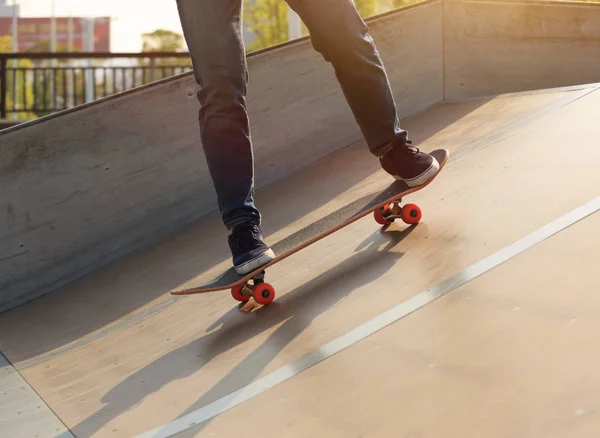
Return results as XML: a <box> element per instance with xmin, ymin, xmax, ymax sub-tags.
<box><xmin>228</xmin><ymin>223</ymin><xmax>276</xmax><ymax>275</ymax></box>
<box><xmin>379</xmin><ymin>139</ymin><xmax>439</xmax><ymax>187</ymax></box>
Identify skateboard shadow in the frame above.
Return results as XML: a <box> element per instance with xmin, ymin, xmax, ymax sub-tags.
<box><xmin>69</xmin><ymin>224</ymin><xmax>417</xmax><ymax>437</ymax></box>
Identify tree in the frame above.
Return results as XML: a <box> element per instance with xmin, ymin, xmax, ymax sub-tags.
<box><xmin>242</xmin><ymin>0</ymin><xmax>382</xmax><ymax>51</ymax></box>
<box><xmin>0</xmin><ymin>36</ymin><xmax>36</xmax><ymax>120</ymax></box>
<box><xmin>20</xmin><ymin>39</ymin><xmax>82</xmax><ymax>117</ymax></box>
<box><xmin>392</xmin><ymin>0</ymin><xmax>423</xmax><ymax>8</ymax></box>
<box><xmin>243</xmin><ymin>0</ymin><xmax>289</xmax><ymax>51</ymax></box>
<box><xmin>142</xmin><ymin>29</ymin><xmax>186</xmax><ymax>52</ymax></box>
<box><xmin>24</xmin><ymin>39</ymin><xmax>71</xmax><ymax>55</ymax></box>
<box><xmin>354</xmin><ymin>0</ymin><xmax>378</xmax><ymax>17</ymax></box>
<box><xmin>138</xmin><ymin>29</ymin><xmax>192</xmax><ymax>83</ymax></box>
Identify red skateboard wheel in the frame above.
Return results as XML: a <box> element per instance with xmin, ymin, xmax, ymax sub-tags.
<box><xmin>401</xmin><ymin>203</ymin><xmax>422</xmax><ymax>224</ymax></box>
<box><xmin>231</xmin><ymin>285</ymin><xmax>251</xmax><ymax>302</ymax></box>
<box><xmin>253</xmin><ymin>283</ymin><xmax>276</xmax><ymax>305</ymax></box>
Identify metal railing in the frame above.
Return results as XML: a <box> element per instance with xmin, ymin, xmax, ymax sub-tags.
<box><xmin>0</xmin><ymin>52</ymin><xmax>193</xmax><ymax>119</ymax></box>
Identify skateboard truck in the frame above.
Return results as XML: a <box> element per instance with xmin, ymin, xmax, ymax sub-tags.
<box><xmin>231</xmin><ymin>270</ymin><xmax>276</xmax><ymax>305</ymax></box>
<box><xmin>374</xmin><ymin>198</ymin><xmax>422</xmax><ymax>226</ymax></box>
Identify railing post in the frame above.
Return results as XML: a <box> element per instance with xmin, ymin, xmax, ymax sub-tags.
<box><xmin>0</xmin><ymin>56</ymin><xmax>7</xmax><ymax>119</ymax></box>
<box><xmin>150</xmin><ymin>57</ymin><xmax>156</xmax><ymax>82</ymax></box>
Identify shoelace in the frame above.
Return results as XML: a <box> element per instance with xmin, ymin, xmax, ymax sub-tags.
<box><xmin>403</xmin><ymin>139</ymin><xmax>420</xmax><ymax>155</ymax></box>
<box><xmin>388</xmin><ymin>139</ymin><xmax>420</xmax><ymax>156</ymax></box>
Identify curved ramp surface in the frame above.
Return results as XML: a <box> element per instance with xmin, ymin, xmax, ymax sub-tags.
<box><xmin>0</xmin><ymin>1</ymin><xmax>444</xmax><ymax>313</ymax></box>
<box><xmin>1</xmin><ymin>84</ymin><xmax>600</xmax><ymax>437</ymax></box>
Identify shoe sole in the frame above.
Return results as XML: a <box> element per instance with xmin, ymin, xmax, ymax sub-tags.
<box><xmin>393</xmin><ymin>158</ymin><xmax>440</xmax><ymax>187</ymax></box>
<box><xmin>234</xmin><ymin>249</ymin><xmax>276</xmax><ymax>275</ymax></box>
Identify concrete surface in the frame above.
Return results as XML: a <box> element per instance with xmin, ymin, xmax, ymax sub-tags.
<box><xmin>2</xmin><ymin>1</ymin><xmax>600</xmax><ymax>435</ymax></box>
<box><xmin>444</xmin><ymin>0</ymin><xmax>600</xmax><ymax>100</ymax></box>
<box><xmin>3</xmin><ymin>0</ymin><xmax>600</xmax><ymax>313</ymax></box>
<box><xmin>0</xmin><ymin>1</ymin><xmax>443</xmax><ymax>312</ymax></box>
<box><xmin>1</xmin><ymin>83</ymin><xmax>600</xmax><ymax>437</ymax></box>
<box><xmin>0</xmin><ymin>353</ymin><xmax>73</xmax><ymax>438</ymax></box>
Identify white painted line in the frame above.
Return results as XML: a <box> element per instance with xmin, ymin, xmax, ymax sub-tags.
<box><xmin>136</xmin><ymin>195</ymin><xmax>600</xmax><ymax>438</ymax></box>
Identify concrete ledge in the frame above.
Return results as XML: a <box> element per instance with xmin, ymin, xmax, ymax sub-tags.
<box><xmin>444</xmin><ymin>0</ymin><xmax>600</xmax><ymax>100</ymax></box>
<box><xmin>0</xmin><ymin>120</ymin><xmax>22</xmax><ymax>131</ymax></box>
<box><xmin>0</xmin><ymin>2</ymin><xmax>443</xmax><ymax>312</ymax></box>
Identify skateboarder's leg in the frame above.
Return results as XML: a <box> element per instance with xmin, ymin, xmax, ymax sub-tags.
<box><xmin>176</xmin><ymin>0</ymin><xmax>274</xmax><ymax>274</ymax></box>
<box><xmin>286</xmin><ymin>0</ymin><xmax>439</xmax><ymax>186</ymax></box>
<box><xmin>176</xmin><ymin>0</ymin><xmax>257</xmax><ymax>229</ymax></box>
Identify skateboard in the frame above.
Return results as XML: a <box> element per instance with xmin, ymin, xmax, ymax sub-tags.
<box><xmin>171</xmin><ymin>149</ymin><xmax>449</xmax><ymax>304</ymax></box>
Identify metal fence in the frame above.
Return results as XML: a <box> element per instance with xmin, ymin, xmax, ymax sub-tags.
<box><xmin>0</xmin><ymin>52</ymin><xmax>193</xmax><ymax>119</ymax></box>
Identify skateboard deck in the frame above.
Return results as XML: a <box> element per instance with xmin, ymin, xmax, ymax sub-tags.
<box><xmin>171</xmin><ymin>149</ymin><xmax>449</xmax><ymax>304</ymax></box>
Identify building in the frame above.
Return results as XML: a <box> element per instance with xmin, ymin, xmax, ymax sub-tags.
<box><xmin>0</xmin><ymin>4</ymin><xmax>111</xmax><ymax>53</ymax></box>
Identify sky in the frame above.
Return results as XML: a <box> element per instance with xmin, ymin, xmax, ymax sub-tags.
<box><xmin>13</xmin><ymin>0</ymin><xmax>187</xmax><ymax>52</ymax></box>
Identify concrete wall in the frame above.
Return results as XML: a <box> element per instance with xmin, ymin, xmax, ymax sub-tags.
<box><xmin>0</xmin><ymin>121</ymin><xmax>22</xmax><ymax>130</ymax></box>
<box><xmin>444</xmin><ymin>0</ymin><xmax>600</xmax><ymax>100</ymax></box>
<box><xmin>0</xmin><ymin>2</ymin><xmax>443</xmax><ymax>312</ymax></box>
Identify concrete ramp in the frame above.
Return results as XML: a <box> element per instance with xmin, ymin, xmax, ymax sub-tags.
<box><xmin>1</xmin><ymin>83</ymin><xmax>600</xmax><ymax>437</ymax></box>
<box><xmin>3</xmin><ymin>0</ymin><xmax>600</xmax><ymax>313</ymax></box>
<box><xmin>2</xmin><ymin>1</ymin><xmax>600</xmax><ymax>436</ymax></box>
<box><xmin>0</xmin><ymin>1</ymin><xmax>443</xmax><ymax>312</ymax></box>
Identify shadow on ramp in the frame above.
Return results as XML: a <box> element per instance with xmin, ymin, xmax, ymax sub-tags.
<box><xmin>69</xmin><ymin>225</ymin><xmax>416</xmax><ymax>437</ymax></box>
<box><xmin>0</xmin><ymin>98</ymin><xmax>486</xmax><ymax>365</ymax></box>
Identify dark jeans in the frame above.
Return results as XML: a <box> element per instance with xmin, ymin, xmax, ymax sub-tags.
<box><xmin>176</xmin><ymin>0</ymin><xmax>407</xmax><ymax>229</ymax></box>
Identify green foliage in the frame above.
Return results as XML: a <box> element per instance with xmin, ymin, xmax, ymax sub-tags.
<box><xmin>240</xmin><ymin>0</ymin><xmax>424</xmax><ymax>51</ymax></box>
<box><xmin>243</xmin><ymin>0</ymin><xmax>289</xmax><ymax>51</ymax></box>
<box><xmin>0</xmin><ymin>35</ymin><xmax>12</xmax><ymax>53</ymax></box>
<box><xmin>391</xmin><ymin>0</ymin><xmax>423</xmax><ymax>8</ymax></box>
<box><xmin>24</xmin><ymin>39</ymin><xmax>71</xmax><ymax>54</ymax></box>
<box><xmin>0</xmin><ymin>36</ymin><xmax>36</xmax><ymax>119</ymax></box>
<box><xmin>19</xmin><ymin>38</ymin><xmax>83</xmax><ymax>118</ymax></box>
<box><xmin>354</xmin><ymin>0</ymin><xmax>378</xmax><ymax>17</ymax></box>
<box><xmin>241</xmin><ymin>0</ymin><xmax>380</xmax><ymax>51</ymax></box>
<box><xmin>142</xmin><ymin>29</ymin><xmax>186</xmax><ymax>52</ymax></box>
<box><xmin>138</xmin><ymin>29</ymin><xmax>192</xmax><ymax>82</ymax></box>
